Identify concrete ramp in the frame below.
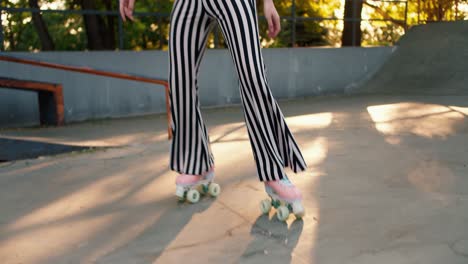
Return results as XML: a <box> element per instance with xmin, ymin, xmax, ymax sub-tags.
<box><xmin>358</xmin><ymin>21</ymin><xmax>468</xmax><ymax>95</ymax></box>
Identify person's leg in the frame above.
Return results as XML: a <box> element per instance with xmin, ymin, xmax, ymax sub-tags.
<box><xmin>203</xmin><ymin>0</ymin><xmax>307</xmax><ymax>182</ymax></box>
<box><xmin>203</xmin><ymin>0</ymin><xmax>306</xmax><ymax>218</ymax></box>
<box><xmin>169</xmin><ymin>0</ymin><xmax>216</xmax><ymax>176</ymax></box>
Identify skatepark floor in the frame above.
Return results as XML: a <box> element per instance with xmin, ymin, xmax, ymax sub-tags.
<box><xmin>1</xmin><ymin>94</ymin><xmax>468</xmax><ymax>264</ymax></box>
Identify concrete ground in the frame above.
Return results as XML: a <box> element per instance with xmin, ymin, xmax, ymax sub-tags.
<box><xmin>1</xmin><ymin>94</ymin><xmax>468</xmax><ymax>264</ymax></box>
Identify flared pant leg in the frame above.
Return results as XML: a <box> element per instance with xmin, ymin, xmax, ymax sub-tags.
<box><xmin>169</xmin><ymin>0</ymin><xmax>216</xmax><ymax>175</ymax></box>
<box><xmin>203</xmin><ymin>0</ymin><xmax>307</xmax><ymax>181</ymax></box>
<box><xmin>169</xmin><ymin>0</ymin><xmax>307</xmax><ymax>181</ymax></box>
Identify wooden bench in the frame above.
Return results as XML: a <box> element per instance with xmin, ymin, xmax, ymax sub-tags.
<box><xmin>0</xmin><ymin>77</ymin><xmax>64</xmax><ymax>126</ymax></box>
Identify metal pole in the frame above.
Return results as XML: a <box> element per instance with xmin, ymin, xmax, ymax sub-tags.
<box><xmin>291</xmin><ymin>0</ymin><xmax>296</xmax><ymax>47</ymax></box>
<box><xmin>158</xmin><ymin>17</ymin><xmax>163</xmax><ymax>49</ymax></box>
<box><xmin>156</xmin><ymin>1</ymin><xmax>163</xmax><ymax>50</ymax></box>
<box><xmin>351</xmin><ymin>0</ymin><xmax>357</xmax><ymax>46</ymax></box>
<box><xmin>118</xmin><ymin>15</ymin><xmax>124</xmax><ymax>50</ymax></box>
<box><xmin>0</xmin><ymin>0</ymin><xmax>4</xmax><ymax>51</ymax></box>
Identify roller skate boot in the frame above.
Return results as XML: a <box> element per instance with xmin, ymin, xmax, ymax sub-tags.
<box><xmin>260</xmin><ymin>177</ymin><xmax>305</xmax><ymax>221</ymax></box>
<box><xmin>175</xmin><ymin>168</ymin><xmax>221</xmax><ymax>203</ymax></box>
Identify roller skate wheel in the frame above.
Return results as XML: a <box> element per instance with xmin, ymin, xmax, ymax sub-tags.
<box><xmin>187</xmin><ymin>189</ymin><xmax>200</xmax><ymax>203</ymax></box>
<box><xmin>260</xmin><ymin>199</ymin><xmax>272</xmax><ymax>214</ymax></box>
<box><xmin>276</xmin><ymin>205</ymin><xmax>290</xmax><ymax>221</ymax></box>
<box><xmin>292</xmin><ymin>202</ymin><xmax>305</xmax><ymax>219</ymax></box>
<box><xmin>208</xmin><ymin>183</ymin><xmax>221</xmax><ymax>197</ymax></box>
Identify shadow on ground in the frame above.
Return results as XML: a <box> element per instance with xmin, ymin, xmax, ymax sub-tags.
<box><xmin>0</xmin><ymin>137</ymin><xmax>96</xmax><ymax>162</ymax></box>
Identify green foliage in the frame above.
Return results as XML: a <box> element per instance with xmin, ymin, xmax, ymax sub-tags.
<box><xmin>3</xmin><ymin>0</ymin><xmax>37</xmax><ymax>50</ymax></box>
<box><xmin>122</xmin><ymin>0</ymin><xmax>172</xmax><ymax>50</ymax></box>
<box><xmin>361</xmin><ymin>0</ymin><xmax>408</xmax><ymax>46</ymax></box>
<box><xmin>256</xmin><ymin>0</ymin><xmax>341</xmax><ymax>47</ymax></box>
<box><xmin>44</xmin><ymin>12</ymin><xmax>87</xmax><ymax>50</ymax></box>
<box><xmin>361</xmin><ymin>0</ymin><xmax>468</xmax><ymax>46</ymax></box>
<box><xmin>2</xmin><ymin>0</ymin><xmax>87</xmax><ymax>50</ymax></box>
<box><xmin>1</xmin><ymin>0</ymin><xmax>467</xmax><ymax>51</ymax></box>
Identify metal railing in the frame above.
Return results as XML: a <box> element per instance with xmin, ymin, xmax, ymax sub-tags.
<box><xmin>1</xmin><ymin>0</ymin><xmax>466</xmax><ymax>51</ymax></box>
<box><xmin>0</xmin><ymin>54</ymin><xmax>172</xmax><ymax>139</ymax></box>
<box><xmin>0</xmin><ymin>6</ymin><xmax>171</xmax><ymax>51</ymax></box>
<box><xmin>0</xmin><ymin>0</ymin><xmax>412</xmax><ymax>51</ymax></box>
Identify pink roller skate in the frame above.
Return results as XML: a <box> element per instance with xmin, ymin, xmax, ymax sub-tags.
<box><xmin>260</xmin><ymin>177</ymin><xmax>305</xmax><ymax>221</ymax></box>
<box><xmin>175</xmin><ymin>168</ymin><xmax>220</xmax><ymax>203</ymax></box>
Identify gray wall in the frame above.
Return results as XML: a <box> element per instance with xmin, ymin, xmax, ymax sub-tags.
<box><xmin>0</xmin><ymin>47</ymin><xmax>393</xmax><ymax>128</ymax></box>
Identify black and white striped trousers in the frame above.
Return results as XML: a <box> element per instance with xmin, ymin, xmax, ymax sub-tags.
<box><xmin>169</xmin><ymin>0</ymin><xmax>307</xmax><ymax>181</ymax></box>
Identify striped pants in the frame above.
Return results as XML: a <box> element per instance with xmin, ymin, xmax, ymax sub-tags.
<box><xmin>169</xmin><ymin>0</ymin><xmax>307</xmax><ymax>181</ymax></box>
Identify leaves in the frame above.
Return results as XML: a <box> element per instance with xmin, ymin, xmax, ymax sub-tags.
<box><xmin>1</xmin><ymin>0</ymin><xmax>467</xmax><ymax>50</ymax></box>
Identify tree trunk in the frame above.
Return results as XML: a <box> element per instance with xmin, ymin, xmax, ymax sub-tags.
<box><xmin>80</xmin><ymin>0</ymin><xmax>115</xmax><ymax>50</ymax></box>
<box><xmin>342</xmin><ymin>0</ymin><xmax>363</xmax><ymax>46</ymax></box>
<box><xmin>81</xmin><ymin>0</ymin><xmax>106</xmax><ymax>50</ymax></box>
<box><xmin>28</xmin><ymin>0</ymin><xmax>55</xmax><ymax>50</ymax></box>
<box><xmin>103</xmin><ymin>0</ymin><xmax>116</xmax><ymax>49</ymax></box>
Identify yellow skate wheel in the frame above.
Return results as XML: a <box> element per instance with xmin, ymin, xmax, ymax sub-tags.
<box><xmin>260</xmin><ymin>199</ymin><xmax>272</xmax><ymax>214</ymax></box>
<box><xmin>208</xmin><ymin>183</ymin><xmax>221</xmax><ymax>197</ymax></box>
<box><xmin>187</xmin><ymin>189</ymin><xmax>200</xmax><ymax>203</ymax></box>
<box><xmin>276</xmin><ymin>205</ymin><xmax>290</xmax><ymax>221</ymax></box>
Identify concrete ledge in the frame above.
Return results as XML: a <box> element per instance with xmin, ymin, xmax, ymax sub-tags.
<box><xmin>0</xmin><ymin>47</ymin><xmax>392</xmax><ymax>128</ymax></box>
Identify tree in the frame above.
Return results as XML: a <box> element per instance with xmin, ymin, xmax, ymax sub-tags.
<box><xmin>29</xmin><ymin>0</ymin><xmax>55</xmax><ymax>50</ymax></box>
<box><xmin>256</xmin><ymin>0</ymin><xmax>337</xmax><ymax>47</ymax></box>
<box><xmin>3</xmin><ymin>0</ymin><xmax>41</xmax><ymax>50</ymax></box>
<box><xmin>415</xmin><ymin>0</ymin><xmax>468</xmax><ymax>22</ymax></box>
<box><xmin>2</xmin><ymin>0</ymin><xmax>467</xmax><ymax>51</ymax></box>
<box><xmin>120</xmin><ymin>0</ymin><xmax>172</xmax><ymax>50</ymax></box>
<box><xmin>79</xmin><ymin>0</ymin><xmax>116</xmax><ymax>50</ymax></box>
<box><xmin>360</xmin><ymin>0</ymin><xmax>408</xmax><ymax>46</ymax></box>
<box><xmin>359</xmin><ymin>0</ymin><xmax>468</xmax><ymax>46</ymax></box>
<box><xmin>342</xmin><ymin>0</ymin><xmax>363</xmax><ymax>46</ymax></box>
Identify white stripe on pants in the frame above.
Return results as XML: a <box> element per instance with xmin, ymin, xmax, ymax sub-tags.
<box><xmin>169</xmin><ymin>0</ymin><xmax>307</xmax><ymax>181</ymax></box>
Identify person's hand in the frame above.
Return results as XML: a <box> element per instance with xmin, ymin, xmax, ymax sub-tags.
<box><xmin>120</xmin><ymin>0</ymin><xmax>136</xmax><ymax>22</ymax></box>
<box><xmin>264</xmin><ymin>0</ymin><xmax>281</xmax><ymax>38</ymax></box>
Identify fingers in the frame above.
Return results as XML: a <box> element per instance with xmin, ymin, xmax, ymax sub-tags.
<box><xmin>119</xmin><ymin>0</ymin><xmax>126</xmax><ymax>22</ymax></box>
<box><xmin>119</xmin><ymin>0</ymin><xmax>135</xmax><ymax>22</ymax></box>
<box><xmin>272</xmin><ymin>13</ymin><xmax>281</xmax><ymax>37</ymax></box>
<box><xmin>267</xmin><ymin>14</ymin><xmax>274</xmax><ymax>38</ymax></box>
<box><xmin>125</xmin><ymin>0</ymin><xmax>135</xmax><ymax>21</ymax></box>
<box><xmin>268</xmin><ymin>13</ymin><xmax>281</xmax><ymax>38</ymax></box>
